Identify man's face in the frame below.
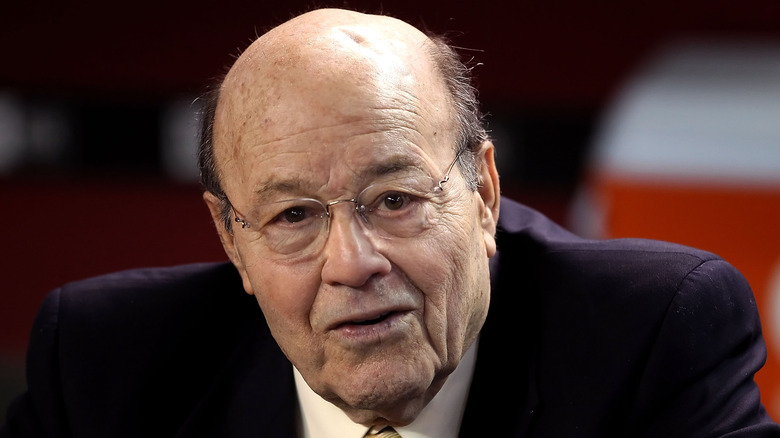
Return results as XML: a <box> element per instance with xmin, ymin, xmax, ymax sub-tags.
<box><xmin>205</xmin><ymin>10</ymin><xmax>499</xmax><ymax>426</ymax></box>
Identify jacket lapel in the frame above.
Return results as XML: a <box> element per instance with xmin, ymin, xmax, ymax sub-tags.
<box><xmin>175</xmin><ymin>317</ymin><xmax>298</xmax><ymax>438</ymax></box>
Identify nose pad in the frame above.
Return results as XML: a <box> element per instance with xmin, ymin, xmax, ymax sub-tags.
<box><xmin>320</xmin><ymin>201</ymin><xmax>391</xmax><ymax>287</ymax></box>
<box><xmin>325</xmin><ymin>198</ymin><xmax>359</xmax><ymax>219</ymax></box>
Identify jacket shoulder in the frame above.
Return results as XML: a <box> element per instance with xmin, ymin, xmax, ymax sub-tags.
<box><xmin>496</xmin><ymin>197</ymin><xmax>725</xmax><ymax>287</ymax></box>
<box><xmin>23</xmin><ymin>262</ymin><xmax>266</xmax><ymax>436</ymax></box>
<box><xmin>490</xmin><ymin>198</ymin><xmax>778</xmax><ymax>436</ymax></box>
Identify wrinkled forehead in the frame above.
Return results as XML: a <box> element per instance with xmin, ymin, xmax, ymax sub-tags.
<box><xmin>212</xmin><ymin>9</ymin><xmax>455</xmax><ymax>163</ymax></box>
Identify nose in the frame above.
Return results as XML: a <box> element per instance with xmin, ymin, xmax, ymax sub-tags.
<box><xmin>320</xmin><ymin>202</ymin><xmax>391</xmax><ymax>287</ymax></box>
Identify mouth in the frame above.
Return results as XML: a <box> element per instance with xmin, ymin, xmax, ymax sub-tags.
<box><xmin>349</xmin><ymin>311</ymin><xmax>394</xmax><ymax>326</ymax></box>
<box><xmin>329</xmin><ymin>309</ymin><xmax>410</xmax><ymax>338</ymax></box>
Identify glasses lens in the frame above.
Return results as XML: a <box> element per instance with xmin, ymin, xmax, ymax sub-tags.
<box><xmin>357</xmin><ymin>175</ymin><xmax>441</xmax><ymax>238</ymax></box>
<box><xmin>255</xmin><ymin>198</ymin><xmax>328</xmax><ymax>255</ymax></box>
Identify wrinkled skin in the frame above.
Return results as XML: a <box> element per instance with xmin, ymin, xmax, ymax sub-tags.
<box><xmin>204</xmin><ymin>8</ymin><xmax>500</xmax><ymax>427</ymax></box>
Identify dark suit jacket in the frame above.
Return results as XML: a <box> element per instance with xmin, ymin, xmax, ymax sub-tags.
<box><xmin>3</xmin><ymin>198</ymin><xmax>779</xmax><ymax>437</ymax></box>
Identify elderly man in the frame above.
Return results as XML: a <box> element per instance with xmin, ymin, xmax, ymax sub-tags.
<box><xmin>2</xmin><ymin>7</ymin><xmax>779</xmax><ymax>438</ymax></box>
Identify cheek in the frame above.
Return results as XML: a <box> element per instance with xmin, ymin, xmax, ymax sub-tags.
<box><xmin>394</xmin><ymin>210</ymin><xmax>483</xmax><ymax>322</ymax></box>
<box><xmin>243</xmin><ymin>256</ymin><xmax>321</xmax><ymax>333</ymax></box>
<box><xmin>240</xmin><ymin>255</ymin><xmax>332</xmax><ymax>371</ymax></box>
<box><xmin>428</xmin><ymin>203</ymin><xmax>490</xmax><ymax>328</ymax></box>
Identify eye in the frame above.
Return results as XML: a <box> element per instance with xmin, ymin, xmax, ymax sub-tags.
<box><xmin>379</xmin><ymin>192</ymin><xmax>410</xmax><ymax>211</ymax></box>
<box><xmin>280</xmin><ymin>206</ymin><xmax>308</xmax><ymax>223</ymax></box>
<box><xmin>360</xmin><ymin>176</ymin><xmax>433</xmax><ymax>214</ymax></box>
<box><xmin>264</xmin><ymin>200</ymin><xmax>326</xmax><ymax>227</ymax></box>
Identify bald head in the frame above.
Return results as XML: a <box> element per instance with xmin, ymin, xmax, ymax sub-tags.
<box><xmin>225</xmin><ymin>8</ymin><xmax>433</xmax><ymax>92</ymax></box>
<box><xmin>241</xmin><ymin>8</ymin><xmax>432</xmax><ymax>71</ymax></box>
<box><xmin>215</xmin><ymin>9</ymin><xmax>450</xmax><ymax>164</ymax></box>
<box><xmin>199</xmin><ymin>8</ymin><xmax>487</xmax><ymax>228</ymax></box>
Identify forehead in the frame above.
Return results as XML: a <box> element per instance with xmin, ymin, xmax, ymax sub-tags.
<box><xmin>212</xmin><ymin>11</ymin><xmax>457</xmax><ymax>192</ymax></box>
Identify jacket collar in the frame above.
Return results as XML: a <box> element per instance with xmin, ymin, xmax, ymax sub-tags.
<box><xmin>458</xmin><ymin>242</ymin><xmax>542</xmax><ymax>436</ymax></box>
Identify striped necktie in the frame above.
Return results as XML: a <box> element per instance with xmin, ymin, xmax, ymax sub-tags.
<box><xmin>364</xmin><ymin>426</ymin><xmax>402</xmax><ymax>437</ymax></box>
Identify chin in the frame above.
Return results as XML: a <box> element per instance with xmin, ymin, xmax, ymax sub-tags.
<box><xmin>342</xmin><ymin>394</ymin><xmax>429</xmax><ymax>428</ymax></box>
<box><xmin>333</xmin><ymin>362</ymin><xmax>434</xmax><ymax>423</ymax></box>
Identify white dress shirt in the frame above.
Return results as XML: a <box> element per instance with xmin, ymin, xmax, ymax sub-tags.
<box><xmin>294</xmin><ymin>339</ymin><xmax>478</xmax><ymax>438</ymax></box>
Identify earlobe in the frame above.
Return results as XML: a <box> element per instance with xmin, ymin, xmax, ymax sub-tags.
<box><xmin>475</xmin><ymin>141</ymin><xmax>500</xmax><ymax>257</ymax></box>
<box><xmin>202</xmin><ymin>191</ymin><xmax>254</xmax><ymax>294</ymax></box>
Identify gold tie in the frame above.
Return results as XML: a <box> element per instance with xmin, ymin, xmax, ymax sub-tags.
<box><xmin>364</xmin><ymin>426</ymin><xmax>402</xmax><ymax>438</ymax></box>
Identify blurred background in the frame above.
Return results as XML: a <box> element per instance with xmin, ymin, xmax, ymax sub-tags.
<box><xmin>2</xmin><ymin>0</ymin><xmax>780</xmax><ymax>423</ymax></box>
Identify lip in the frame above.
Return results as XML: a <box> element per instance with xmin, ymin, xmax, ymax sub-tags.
<box><xmin>337</xmin><ymin>311</ymin><xmax>409</xmax><ymax>338</ymax></box>
<box><xmin>327</xmin><ymin>307</ymin><xmax>414</xmax><ymax>338</ymax></box>
<box><xmin>328</xmin><ymin>306</ymin><xmax>411</xmax><ymax>330</ymax></box>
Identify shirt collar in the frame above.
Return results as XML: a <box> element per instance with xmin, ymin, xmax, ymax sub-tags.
<box><xmin>294</xmin><ymin>339</ymin><xmax>479</xmax><ymax>438</ymax></box>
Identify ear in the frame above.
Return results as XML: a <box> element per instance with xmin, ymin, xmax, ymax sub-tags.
<box><xmin>474</xmin><ymin>140</ymin><xmax>501</xmax><ymax>258</ymax></box>
<box><xmin>203</xmin><ymin>191</ymin><xmax>254</xmax><ymax>294</ymax></box>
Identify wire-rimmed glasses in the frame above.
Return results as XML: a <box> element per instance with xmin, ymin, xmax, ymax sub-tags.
<box><xmin>228</xmin><ymin>150</ymin><xmax>463</xmax><ymax>260</ymax></box>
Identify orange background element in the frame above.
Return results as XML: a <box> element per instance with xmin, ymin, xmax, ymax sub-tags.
<box><xmin>589</xmin><ymin>174</ymin><xmax>780</xmax><ymax>421</ymax></box>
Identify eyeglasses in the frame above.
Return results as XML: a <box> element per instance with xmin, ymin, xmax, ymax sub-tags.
<box><xmin>228</xmin><ymin>149</ymin><xmax>463</xmax><ymax>260</ymax></box>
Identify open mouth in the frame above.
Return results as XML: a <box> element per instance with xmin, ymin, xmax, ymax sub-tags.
<box><xmin>351</xmin><ymin>311</ymin><xmax>393</xmax><ymax>326</ymax></box>
<box><xmin>331</xmin><ymin>310</ymin><xmax>409</xmax><ymax>339</ymax></box>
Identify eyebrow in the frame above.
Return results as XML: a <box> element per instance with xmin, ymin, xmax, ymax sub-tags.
<box><xmin>252</xmin><ymin>180</ymin><xmax>308</xmax><ymax>204</ymax></box>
